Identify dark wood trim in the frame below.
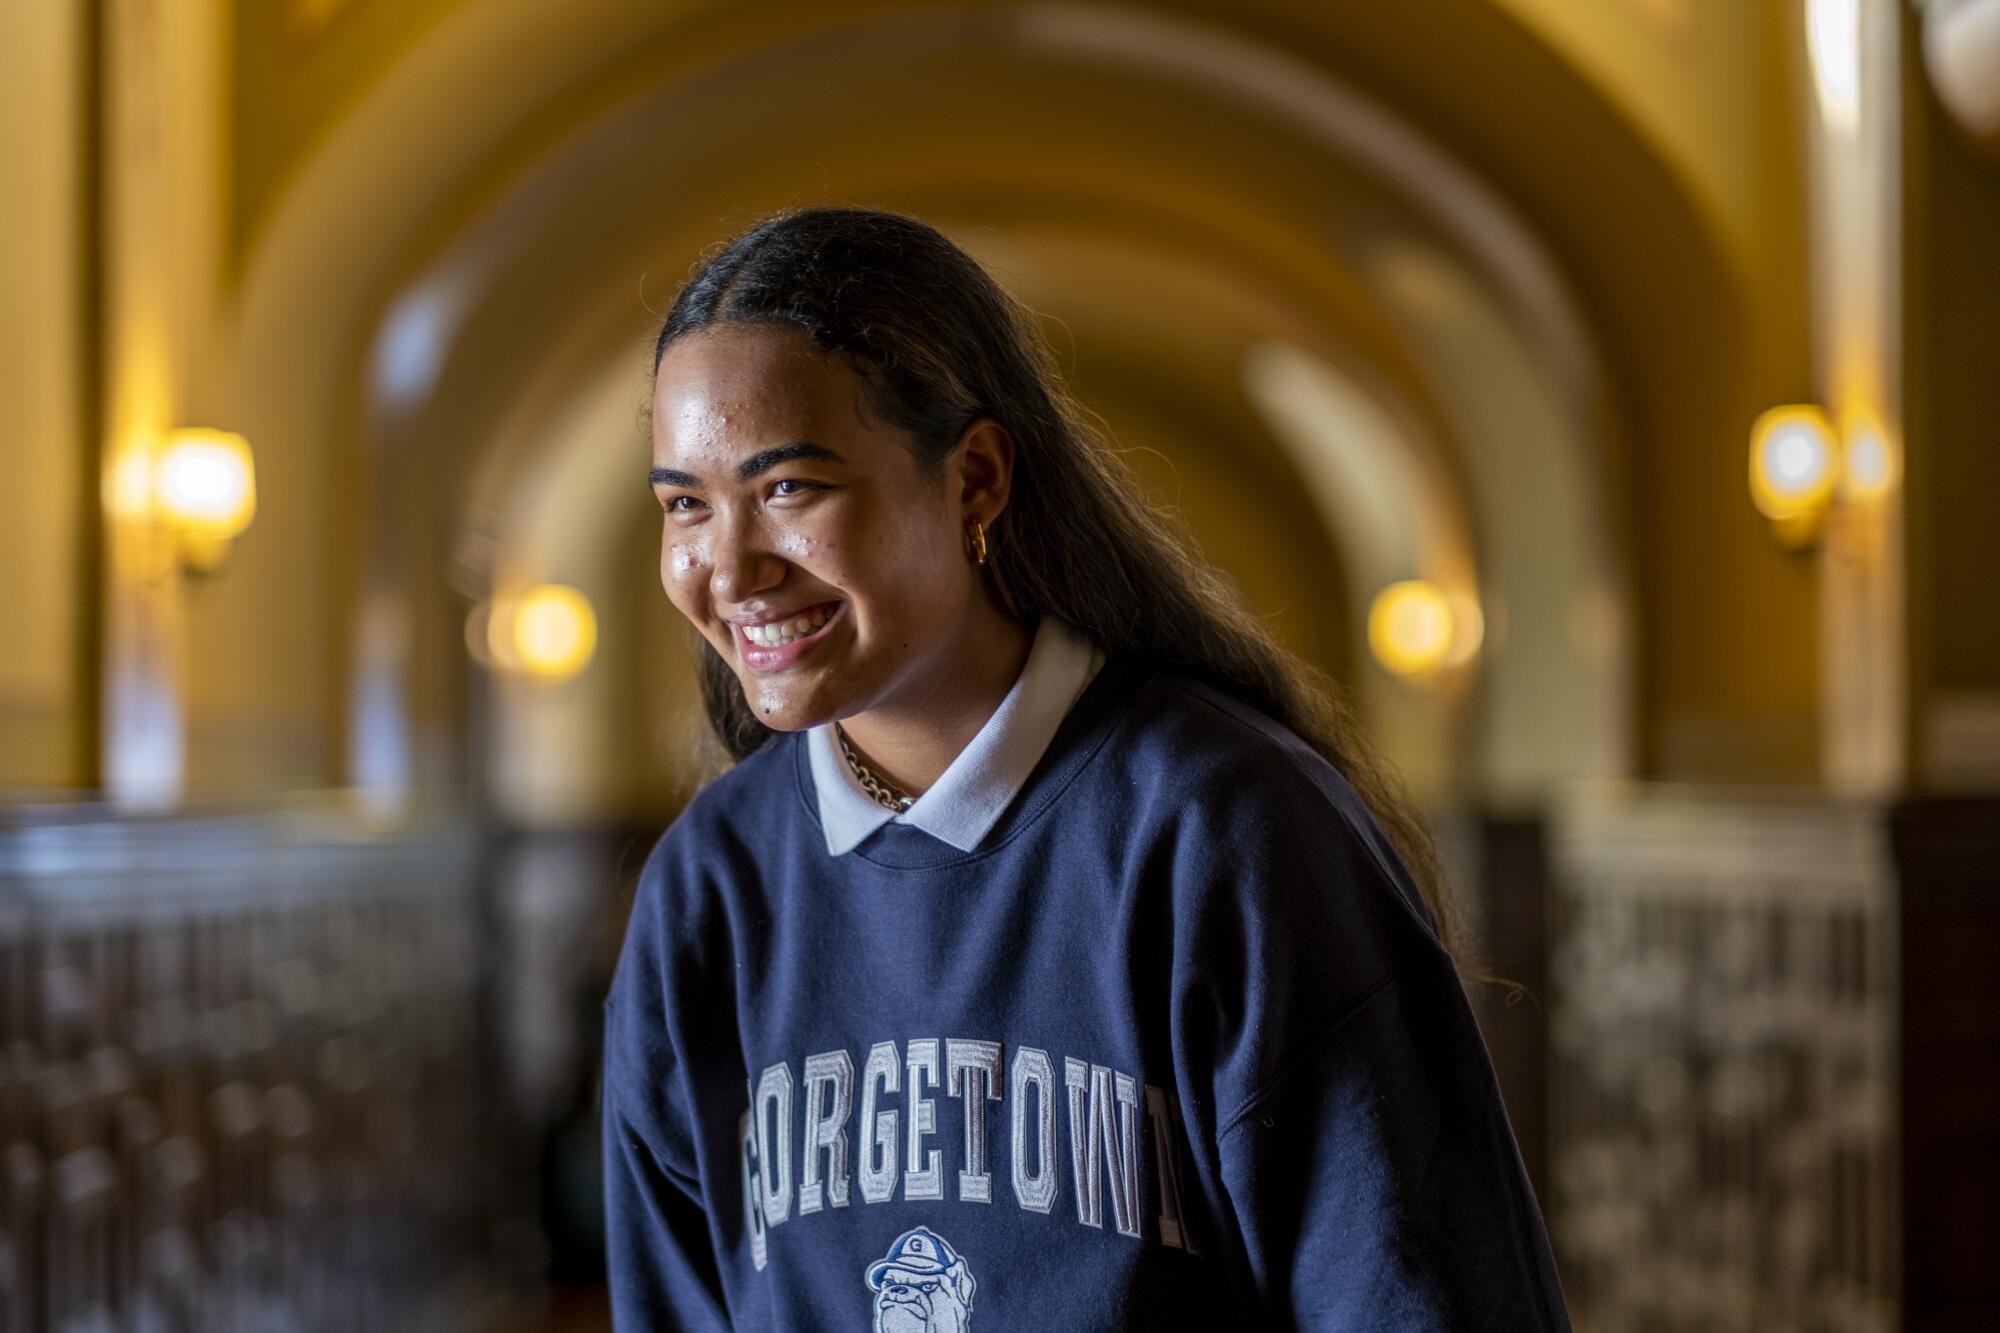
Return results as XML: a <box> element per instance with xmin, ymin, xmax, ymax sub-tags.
<box><xmin>1892</xmin><ymin>796</ymin><xmax>2000</xmax><ymax>1332</ymax></box>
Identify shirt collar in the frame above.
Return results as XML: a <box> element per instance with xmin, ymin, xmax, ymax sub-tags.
<box><xmin>806</xmin><ymin>616</ymin><xmax>1105</xmax><ymax>857</ymax></box>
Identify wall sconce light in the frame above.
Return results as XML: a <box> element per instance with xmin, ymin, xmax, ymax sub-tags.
<box><xmin>156</xmin><ymin>428</ymin><xmax>256</xmax><ymax>574</ymax></box>
<box><xmin>475</xmin><ymin>583</ymin><xmax>598</xmax><ymax>682</ymax></box>
<box><xmin>1748</xmin><ymin>405</ymin><xmax>1838</xmax><ymax>550</ymax></box>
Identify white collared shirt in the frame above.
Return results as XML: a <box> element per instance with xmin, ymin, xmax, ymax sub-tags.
<box><xmin>805</xmin><ymin>616</ymin><xmax>1105</xmax><ymax>856</ymax></box>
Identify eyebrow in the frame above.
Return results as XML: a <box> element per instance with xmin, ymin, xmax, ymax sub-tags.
<box><xmin>649</xmin><ymin>441</ymin><xmax>846</xmax><ymax>489</ymax></box>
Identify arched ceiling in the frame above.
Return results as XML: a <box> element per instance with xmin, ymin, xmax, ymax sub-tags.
<box><xmin>229</xmin><ymin>0</ymin><xmax>1783</xmax><ymax>296</ymax></box>
<box><xmin>206</xmin><ymin>0</ymin><xmax>1796</xmax><ymax>805</ymax></box>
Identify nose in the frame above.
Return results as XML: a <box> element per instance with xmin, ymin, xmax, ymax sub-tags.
<box><xmin>706</xmin><ymin>509</ymin><xmax>786</xmax><ymax>606</ymax></box>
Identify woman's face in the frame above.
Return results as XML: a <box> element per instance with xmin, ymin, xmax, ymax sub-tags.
<box><xmin>650</xmin><ymin>322</ymin><xmax>988</xmax><ymax>732</ymax></box>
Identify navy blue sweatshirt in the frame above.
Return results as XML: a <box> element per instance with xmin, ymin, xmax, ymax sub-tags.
<box><xmin>601</xmin><ymin>649</ymin><xmax>1571</xmax><ymax>1329</ymax></box>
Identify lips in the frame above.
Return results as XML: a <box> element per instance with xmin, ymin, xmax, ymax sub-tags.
<box><xmin>733</xmin><ymin>600</ymin><xmax>844</xmax><ymax>672</ymax></box>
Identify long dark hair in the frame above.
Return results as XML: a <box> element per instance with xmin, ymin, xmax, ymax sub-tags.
<box><xmin>650</xmin><ymin>205</ymin><xmax>1468</xmax><ymax>964</ymax></box>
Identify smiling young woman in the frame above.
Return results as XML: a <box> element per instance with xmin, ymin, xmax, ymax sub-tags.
<box><xmin>602</xmin><ymin>206</ymin><xmax>1571</xmax><ymax>1331</ymax></box>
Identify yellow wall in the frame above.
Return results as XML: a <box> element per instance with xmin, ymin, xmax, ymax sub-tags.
<box><xmin>229</xmin><ymin>0</ymin><xmax>465</xmax><ymax>282</ymax></box>
<box><xmin>1490</xmin><ymin>0</ymin><xmax>1781</xmax><ymax>277</ymax></box>
<box><xmin>1370</xmin><ymin>0</ymin><xmax>1817</xmax><ymax>777</ymax></box>
<box><xmin>0</xmin><ymin>2</ymin><xmax>88</xmax><ymax>791</ymax></box>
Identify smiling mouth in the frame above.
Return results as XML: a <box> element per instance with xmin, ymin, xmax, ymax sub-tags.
<box><xmin>732</xmin><ymin>601</ymin><xmax>843</xmax><ymax>668</ymax></box>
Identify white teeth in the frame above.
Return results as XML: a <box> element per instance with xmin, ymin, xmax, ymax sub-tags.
<box><xmin>743</xmin><ymin>604</ymin><xmax>832</xmax><ymax>647</ymax></box>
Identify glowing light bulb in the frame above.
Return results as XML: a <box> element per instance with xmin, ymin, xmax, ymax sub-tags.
<box><xmin>155</xmin><ymin>429</ymin><xmax>256</xmax><ymax>572</ymax></box>
<box><xmin>1368</xmin><ymin>580</ymin><xmax>1454</xmax><ymax>678</ymax></box>
<box><xmin>157</xmin><ymin>430</ymin><xmax>256</xmax><ymax>534</ymax></box>
<box><xmin>506</xmin><ymin>585</ymin><xmax>597</xmax><ymax>681</ymax></box>
<box><xmin>1749</xmin><ymin>406</ymin><xmax>1837</xmax><ymax>521</ymax></box>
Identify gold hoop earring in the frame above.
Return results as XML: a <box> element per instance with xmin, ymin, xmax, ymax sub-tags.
<box><xmin>966</xmin><ymin>517</ymin><xmax>988</xmax><ymax>567</ymax></box>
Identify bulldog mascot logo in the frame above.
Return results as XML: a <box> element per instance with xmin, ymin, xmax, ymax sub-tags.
<box><xmin>863</xmin><ymin>1226</ymin><xmax>977</xmax><ymax>1332</ymax></box>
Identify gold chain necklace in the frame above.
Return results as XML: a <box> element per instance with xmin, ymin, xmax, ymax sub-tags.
<box><xmin>835</xmin><ymin>723</ymin><xmax>915</xmax><ymax>812</ymax></box>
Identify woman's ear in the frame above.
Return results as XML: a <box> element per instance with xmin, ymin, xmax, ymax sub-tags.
<box><xmin>955</xmin><ymin>416</ymin><xmax>1015</xmax><ymax>525</ymax></box>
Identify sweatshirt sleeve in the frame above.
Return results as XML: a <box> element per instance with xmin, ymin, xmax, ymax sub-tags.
<box><xmin>599</xmin><ymin>831</ymin><xmax>736</xmax><ymax>1331</ymax></box>
<box><xmin>600</xmin><ymin>1044</ymin><xmax>733</xmax><ymax>1332</ymax></box>
<box><xmin>1212</xmin><ymin>955</ymin><xmax>1571</xmax><ymax>1331</ymax></box>
<box><xmin>1165</xmin><ymin>685</ymin><xmax>1570</xmax><ymax>1329</ymax></box>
